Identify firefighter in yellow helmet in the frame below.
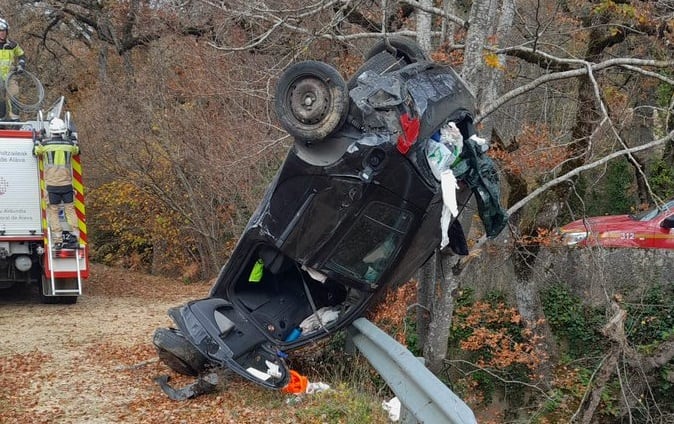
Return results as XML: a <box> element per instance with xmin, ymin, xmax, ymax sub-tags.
<box><xmin>0</xmin><ymin>18</ymin><xmax>25</xmax><ymax>121</ymax></box>
<box><xmin>34</xmin><ymin>118</ymin><xmax>80</xmax><ymax>249</ymax></box>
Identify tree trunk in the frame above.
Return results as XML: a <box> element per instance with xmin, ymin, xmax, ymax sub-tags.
<box><xmin>416</xmin><ymin>0</ymin><xmax>433</xmax><ymax>53</ymax></box>
<box><xmin>440</xmin><ymin>0</ymin><xmax>457</xmax><ymax>45</ymax></box>
<box><xmin>416</xmin><ymin>258</ymin><xmax>435</xmax><ymax>349</ymax></box>
<box><xmin>417</xmin><ymin>0</ymin><xmax>517</xmax><ymax>374</ymax></box>
<box><xmin>422</xmin><ymin>254</ymin><xmax>462</xmax><ymax>374</ymax></box>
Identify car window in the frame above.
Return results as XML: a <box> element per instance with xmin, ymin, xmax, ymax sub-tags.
<box><xmin>630</xmin><ymin>200</ymin><xmax>674</xmax><ymax>221</ymax></box>
<box><xmin>326</xmin><ymin>202</ymin><xmax>413</xmax><ymax>285</ymax></box>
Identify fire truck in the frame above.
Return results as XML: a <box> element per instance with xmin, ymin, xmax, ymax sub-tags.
<box><xmin>0</xmin><ymin>97</ymin><xmax>88</xmax><ymax>304</ymax></box>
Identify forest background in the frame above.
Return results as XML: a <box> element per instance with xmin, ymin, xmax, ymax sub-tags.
<box><xmin>3</xmin><ymin>0</ymin><xmax>674</xmax><ymax>422</ymax></box>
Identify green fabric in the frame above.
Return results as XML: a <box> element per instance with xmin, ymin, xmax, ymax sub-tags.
<box><xmin>458</xmin><ymin>139</ymin><xmax>508</xmax><ymax>238</ymax></box>
<box><xmin>248</xmin><ymin>259</ymin><xmax>264</xmax><ymax>283</ymax></box>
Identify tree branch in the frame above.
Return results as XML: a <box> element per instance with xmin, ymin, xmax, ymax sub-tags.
<box><xmin>477</xmin><ymin>57</ymin><xmax>674</xmax><ymax>122</ymax></box>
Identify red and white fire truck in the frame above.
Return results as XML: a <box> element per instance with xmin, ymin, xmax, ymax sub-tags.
<box><xmin>0</xmin><ymin>97</ymin><xmax>88</xmax><ymax>303</ymax></box>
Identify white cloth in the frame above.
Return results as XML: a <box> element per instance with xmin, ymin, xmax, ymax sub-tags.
<box><xmin>299</xmin><ymin>307</ymin><xmax>340</xmax><ymax>333</ymax></box>
<box><xmin>440</xmin><ymin>169</ymin><xmax>459</xmax><ymax>249</ymax></box>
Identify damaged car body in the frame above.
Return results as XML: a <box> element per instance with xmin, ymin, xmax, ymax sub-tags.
<box><xmin>153</xmin><ymin>37</ymin><xmax>507</xmax><ymax>394</ymax></box>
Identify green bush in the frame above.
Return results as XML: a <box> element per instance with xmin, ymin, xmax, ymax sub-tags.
<box><xmin>648</xmin><ymin>159</ymin><xmax>674</xmax><ymax>201</ymax></box>
<box><xmin>625</xmin><ymin>285</ymin><xmax>674</xmax><ymax>347</ymax></box>
<box><xmin>541</xmin><ymin>285</ymin><xmax>606</xmax><ymax>358</ymax></box>
<box><xmin>587</xmin><ymin>157</ymin><xmax>635</xmax><ymax>216</ymax></box>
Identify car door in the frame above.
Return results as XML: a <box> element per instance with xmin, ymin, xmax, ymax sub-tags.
<box><xmin>653</xmin><ymin>210</ymin><xmax>674</xmax><ymax>249</ymax></box>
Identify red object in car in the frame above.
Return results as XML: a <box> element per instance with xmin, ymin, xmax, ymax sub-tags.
<box><xmin>396</xmin><ymin>113</ymin><xmax>420</xmax><ymax>155</ymax></box>
<box><xmin>559</xmin><ymin>200</ymin><xmax>674</xmax><ymax>249</ymax></box>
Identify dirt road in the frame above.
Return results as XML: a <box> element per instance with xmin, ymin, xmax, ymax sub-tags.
<box><xmin>0</xmin><ymin>264</ymin><xmax>299</xmax><ymax>423</ymax></box>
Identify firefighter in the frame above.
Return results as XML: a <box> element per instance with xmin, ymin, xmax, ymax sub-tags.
<box><xmin>34</xmin><ymin>118</ymin><xmax>80</xmax><ymax>249</ymax></box>
<box><xmin>0</xmin><ymin>18</ymin><xmax>25</xmax><ymax>121</ymax></box>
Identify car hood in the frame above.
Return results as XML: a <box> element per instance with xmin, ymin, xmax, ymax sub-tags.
<box><xmin>560</xmin><ymin>214</ymin><xmax>635</xmax><ymax>233</ymax></box>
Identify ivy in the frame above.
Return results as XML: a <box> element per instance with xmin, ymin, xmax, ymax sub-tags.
<box><xmin>541</xmin><ymin>285</ymin><xmax>605</xmax><ymax>358</ymax></box>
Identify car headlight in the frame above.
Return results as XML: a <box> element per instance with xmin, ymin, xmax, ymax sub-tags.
<box><xmin>561</xmin><ymin>231</ymin><xmax>588</xmax><ymax>246</ymax></box>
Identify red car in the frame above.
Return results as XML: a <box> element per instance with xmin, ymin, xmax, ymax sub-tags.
<box><xmin>559</xmin><ymin>200</ymin><xmax>674</xmax><ymax>249</ymax></box>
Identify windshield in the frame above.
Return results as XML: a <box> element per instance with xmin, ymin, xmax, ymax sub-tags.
<box><xmin>630</xmin><ymin>200</ymin><xmax>674</xmax><ymax>221</ymax></box>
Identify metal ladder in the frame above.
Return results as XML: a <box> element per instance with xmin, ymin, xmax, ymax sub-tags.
<box><xmin>46</xmin><ymin>228</ymin><xmax>83</xmax><ymax>296</ymax></box>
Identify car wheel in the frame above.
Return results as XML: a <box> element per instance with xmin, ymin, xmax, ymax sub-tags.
<box><xmin>153</xmin><ymin>327</ymin><xmax>207</xmax><ymax>377</ymax></box>
<box><xmin>275</xmin><ymin>60</ymin><xmax>349</xmax><ymax>143</ymax></box>
<box><xmin>364</xmin><ymin>36</ymin><xmax>429</xmax><ymax>65</ymax></box>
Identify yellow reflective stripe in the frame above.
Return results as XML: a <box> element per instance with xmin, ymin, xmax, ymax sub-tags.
<box><xmin>72</xmin><ymin>155</ymin><xmax>87</xmax><ymax>244</ymax></box>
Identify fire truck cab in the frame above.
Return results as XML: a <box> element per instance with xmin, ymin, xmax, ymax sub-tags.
<box><xmin>0</xmin><ymin>97</ymin><xmax>88</xmax><ymax>304</ymax></box>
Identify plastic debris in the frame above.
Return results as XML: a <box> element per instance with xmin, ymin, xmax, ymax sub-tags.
<box><xmin>302</xmin><ymin>265</ymin><xmax>328</xmax><ymax>283</ymax></box>
<box><xmin>154</xmin><ymin>373</ymin><xmax>219</xmax><ymax>401</ymax></box>
<box><xmin>440</xmin><ymin>169</ymin><xmax>459</xmax><ymax>249</ymax></box>
<box><xmin>246</xmin><ymin>360</ymin><xmax>282</xmax><ymax>381</ymax></box>
<box><xmin>299</xmin><ymin>307</ymin><xmax>340</xmax><ymax>333</ymax></box>
<box><xmin>469</xmin><ymin>133</ymin><xmax>489</xmax><ymax>152</ymax></box>
<box><xmin>440</xmin><ymin>121</ymin><xmax>463</xmax><ymax>156</ymax></box>
<box><xmin>306</xmin><ymin>382</ymin><xmax>331</xmax><ymax>394</ymax></box>
<box><xmin>282</xmin><ymin>369</ymin><xmax>331</xmax><ymax>396</ymax></box>
<box><xmin>284</xmin><ymin>327</ymin><xmax>302</xmax><ymax>342</ymax></box>
<box><xmin>382</xmin><ymin>396</ymin><xmax>401</xmax><ymax>421</ymax></box>
<box><xmin>282</xmin><ymin>370</ymin><xmax>309</xmax><ymax>394</ymax></box>
<box><xmin>426</xmin><ymin>121</ymin><xmax>463</xmax><ymax>250</ymax></box>
<box><xmin>248</xmin><ymin>259</ymin><xmax>264</xmax><ymax>282</ymax></box>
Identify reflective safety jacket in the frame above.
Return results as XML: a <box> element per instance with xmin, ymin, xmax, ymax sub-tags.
<box><xmin>34</xmin><ymin>137</ymin><xmax>80</xmax><ymax>188</ymax></box>
<box><xmin>0</xmin><ymin>40</ymin><xmax>25</xmax><ymax>80</ymax></box>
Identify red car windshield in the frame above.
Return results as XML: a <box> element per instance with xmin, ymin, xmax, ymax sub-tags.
<box><xmin>629</xmin><ymin>200</ymin><xmax>674</xmax><ymax>221</ymax></box>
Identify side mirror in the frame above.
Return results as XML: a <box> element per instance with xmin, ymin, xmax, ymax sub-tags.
<box><xmin>661</xmin><ymin>215</ymin><xmax>674</xmax><ymax>229</ymax></box>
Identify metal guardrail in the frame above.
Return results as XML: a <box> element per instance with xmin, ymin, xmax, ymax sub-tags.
<box><xmin>347</xmin><ymin>317</ymin><xmax>477</xmax><ymax>424</ymax></box>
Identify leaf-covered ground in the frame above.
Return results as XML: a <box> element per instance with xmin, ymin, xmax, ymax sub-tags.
<box><xmin>0</xmin><ymin>264</ymin><xmax>389</xmax><ymax>424</ymax></box>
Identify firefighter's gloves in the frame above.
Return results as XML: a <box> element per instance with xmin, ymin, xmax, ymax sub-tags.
<box><xmin>16</xmin><ymin>59</ymin><xmax>25</xmax><ymax>74</ymax></box>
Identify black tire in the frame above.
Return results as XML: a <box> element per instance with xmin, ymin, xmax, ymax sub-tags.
<box><xmin>347</xmin><ymin>51</ymin><xmax>402</xmax><ymax>91</ymax></box>
<box><xmin>364</xmin><ymin>36</ymin><xmax>429</xmax><ymax>65</ymax></box>
<box><xmin>39</xmin><ymin>276</ymin><xmax>78</xmax><ymax>304</ymax></box>
<box><xmin>275</xmin><ymin>60</ymin><xmax>349</xmax><ymax>142</ymax></box>
<box><xmin>153</xmin><ymin>327</ymin><xmax>207</xmax><ymax>377</ymax></box>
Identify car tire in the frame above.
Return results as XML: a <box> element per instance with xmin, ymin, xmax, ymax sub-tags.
<box><xmin>153</xmin><ymin>327</ymin><xmax>208</xmax><ymax>377</ymax></box>
<box><xmin>347</xmin><ymin>51</ymin><xmax>402</xmax><ymax>91</ymax></box>
<box><xmin>364</xmin><ymin>36</ymin><xmax>429</xmax><ymax>65</ymax></box>
<box><xmin>275</xmin><ymin>60</ymin><xmax>349</xmax><ymax>142</ymax></box>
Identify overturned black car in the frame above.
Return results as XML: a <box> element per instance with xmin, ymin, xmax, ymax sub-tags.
<box><xmin>153</xmin><ymin>37</ymin><xmax>507</xmax><ymax>392</ymax></box>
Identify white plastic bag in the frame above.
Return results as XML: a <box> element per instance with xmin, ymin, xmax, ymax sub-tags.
<box><xmin>299</xmin><ymin>307</ymin><xmax>340</xmax><ymax>333</ymax></box>
<box><xmin>382</xmin><ymin>396</ymin><xmax>401</xmax><ymax>422</ymax></box>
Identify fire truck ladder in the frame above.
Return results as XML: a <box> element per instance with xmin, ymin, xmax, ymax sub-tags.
<box><xmin>45</xmin><ymin>228</ymin><xmax>84</xmax><ymax>296</ymax></box>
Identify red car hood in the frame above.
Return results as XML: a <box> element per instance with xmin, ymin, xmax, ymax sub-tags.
<box><xmin>560</xmin><ymin>214</ymin><xmax>636</xmax><ymax>233</ymax></box>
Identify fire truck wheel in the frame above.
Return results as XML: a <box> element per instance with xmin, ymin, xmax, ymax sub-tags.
<box><xmin>39</xmin><ymin>293</ymin><xmax>78</xmax><ymax>304</ymax></box>
<box><xmin>153</xmin><ymin>327</ymin><xmax>207</xmax><ymax>377</ymax></box>
<box><xmin>275</xmin><ymin>60</ymin><xmax>349</xmax><ymax>143</ymax></box>
<box><xmin>39</xmin><ymin>276</ymin><xmax>78</xmax><ymax>304</ymax></box>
